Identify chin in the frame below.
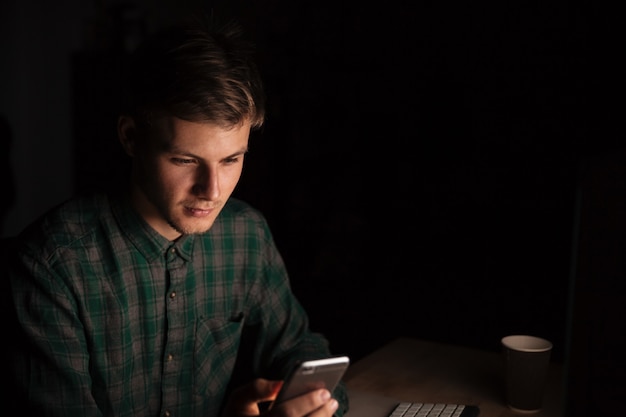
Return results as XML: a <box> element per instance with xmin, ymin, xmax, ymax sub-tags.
<box><xmin>172</xmin><ymin>219</ymin><xmax>216</xmax><ymax>236</ymax></box>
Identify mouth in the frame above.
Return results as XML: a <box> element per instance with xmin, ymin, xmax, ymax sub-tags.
<box><xmin>184</xmin><ymin>206</ymin><xmax>215</xmax><ymax>217</ymax></box>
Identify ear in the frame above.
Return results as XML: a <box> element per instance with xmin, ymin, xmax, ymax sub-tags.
<box><xmin>118</xmin><ymin>115</ymin><xmax>137</xmax><ymax>157</ymax></box>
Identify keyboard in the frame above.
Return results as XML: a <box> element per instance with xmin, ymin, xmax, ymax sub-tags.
<box><xmin>388</xmin><ymin>402</ymin><xmax>480</xmax><ymax>417</ymax></box>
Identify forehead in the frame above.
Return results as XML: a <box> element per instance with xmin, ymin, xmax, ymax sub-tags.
<box><xmin>152</xmin><ymin>116</ymin><xmax>251</xmax><ymax>153</ymax></box>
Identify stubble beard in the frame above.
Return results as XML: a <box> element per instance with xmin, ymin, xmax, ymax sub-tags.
<box><xmin>164</xmin><ymin>202</ymin><xmax>218</xmax><ymax>236</ymax></box>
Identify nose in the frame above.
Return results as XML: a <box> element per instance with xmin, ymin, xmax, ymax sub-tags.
<box><xmin>192</xmin><ymin>165</ymin><xmax>219</xmax><ymax>200</ymax></box>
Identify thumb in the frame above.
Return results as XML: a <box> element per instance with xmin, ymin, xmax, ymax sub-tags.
<box><xmin>253</xmin><ymin>378</ymin><xmax>284</xmax><ymax>403</ymax></box>
<box><xmin>221</xmin><ymin>378</ymin><xmax>284</xmax><ymax>417</ymax></box>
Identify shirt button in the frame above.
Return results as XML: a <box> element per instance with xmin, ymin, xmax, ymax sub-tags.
<box><xmin>169</xmin><ymin>291</ymin><xmax>176</xmax><ymax>299</ymax></box>
<box><xmin>164</xmin><ymin>411</ymin><xmax>171</xmax><ymax>417</ymax></box>
<box><xmin>167</xmin><ymin>353</ymin><xmax>174</xmax><ymax>361</ymax></box>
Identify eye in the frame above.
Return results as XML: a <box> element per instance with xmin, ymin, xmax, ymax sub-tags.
<box><xmin>172</xmin><ymin>157</ymin><xmax>195</xmax><ymax>165</ymax></box>
<box><xmin>223</xmin><ymin>156</ymin><xmax>241</xmax><ymax>165</ymax></box>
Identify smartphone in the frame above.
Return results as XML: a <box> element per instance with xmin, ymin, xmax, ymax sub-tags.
<box><xmin>272</xmin><ymin>356</ymin><xmax>350</xmax><ymax>407</ymax></box>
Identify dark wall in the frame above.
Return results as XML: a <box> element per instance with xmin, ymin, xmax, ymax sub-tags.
<box><xmin>6</xmin><ymin>0</ymin><xmax>616</xmax><ymax>376</ymax></box>
<box><xmin>566</xmin><ymin>150</ymin><xmax>626</xmax><ymax>417</ymax></box>
<box><xmin>229</xmin><ymin>1</ymin><xmax>589</xmax><ymax>362</ymax></box>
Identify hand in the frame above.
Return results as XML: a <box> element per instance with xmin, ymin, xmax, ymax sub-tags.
<box><xmin>220</xmin><ymin>378</ymin><xmax>339</xmax><ymax>417</ymax></box>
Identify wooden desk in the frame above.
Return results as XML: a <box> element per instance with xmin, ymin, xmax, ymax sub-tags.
<box><xmin>343</xmin><ymin>337</ymin><xmax>564</xmax><ymax>417</ymax></box>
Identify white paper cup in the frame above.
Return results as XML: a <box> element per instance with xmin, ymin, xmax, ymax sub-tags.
<box><xmin>501</xmin><ymin>335</ymin><xmax>553</xmax><ymax>413</ymax></box>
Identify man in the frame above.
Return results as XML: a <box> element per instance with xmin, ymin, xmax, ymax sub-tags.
<box><xmin>7</xmin><ymin>17</ymin><xmax>349</xmax><ymax>417</ymax></box>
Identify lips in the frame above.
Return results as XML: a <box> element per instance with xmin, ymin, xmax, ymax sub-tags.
<box><xmin>185</xmin><ymin>206</ymin><xmax>214</xmax><ymax>217</ymax></box>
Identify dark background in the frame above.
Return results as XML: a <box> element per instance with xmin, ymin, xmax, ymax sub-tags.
<box><xmin>1</xmin><ymin>1</ymin><xmax>623</xmax><ymax>416</ymax></box>
<box><xmin>70</xmin><ymin>0</ymin><xmax>584</xmax><ymax>361</ymax></box>
<box><xmin>222</xmin><ymin>0</ymin><xmax>588</xmax><ymax>363</ymax></box>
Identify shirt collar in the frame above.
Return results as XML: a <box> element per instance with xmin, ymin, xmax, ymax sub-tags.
<box><xmin>110</xmin><ymin>194</ymin><xmax>195</xmax><ymax>262</ymax></box>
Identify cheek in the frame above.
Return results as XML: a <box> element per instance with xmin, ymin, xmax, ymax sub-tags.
<box><xmin>225</xmin><ymin>167</ymin><xmax>244</xmax><ymax>191</ymax></box>
<box><xmin>151</xmin><ymin>164</ymin><xmax>189</xmax><ymax>193</ymax></box>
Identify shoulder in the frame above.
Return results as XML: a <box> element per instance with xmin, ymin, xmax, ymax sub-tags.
<box><xmin>213</xmin><ymin>197</ymin><xmax>275</xmax><ymax>241</ymax></box>
<box><xmin>221</xmin><ymin>197</ymin><xmax>265</xmax><ymax>221</ymax></box>
<box><xmin>16</xmin><ymin>193</ymin><xmax>114</xmax><ymax>256</ymax></box>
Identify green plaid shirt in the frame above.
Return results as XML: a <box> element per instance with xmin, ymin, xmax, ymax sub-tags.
<box><xmin>8</xmin><ymin>193</ymin><xmax>348</xmax><ymax>417</ymax></box>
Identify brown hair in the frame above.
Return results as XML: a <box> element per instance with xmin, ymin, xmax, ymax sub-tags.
<box><xmin>121</xmin><ymin>18</ymin><xmax>265</xmax><ymax>131</ymax></box>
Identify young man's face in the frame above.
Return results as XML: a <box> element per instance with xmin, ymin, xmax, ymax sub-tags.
<box><xmin>119</xmin><ymin>115</ymin><xmax>251</xmax><ymax>240</ymax></box>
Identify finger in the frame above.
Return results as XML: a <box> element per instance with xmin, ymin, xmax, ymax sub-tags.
<box><xmin>311</xmin><ymin>398</ymin><xmax>339</xmax><ymax>417</ymax></box>
<box><xmin>253</xmin><ymin>378</ymin><xmax>284</xmax><ymax>403</ymax></box>
<box><xmin>222</xmin><ymin>378</ymin><xmax>283</xmax><ymax>416</ymax></box>
<box><xmin>270</xmin><ymin>389</ymin><xmax>334</xmax><ymax>416</ymax></box>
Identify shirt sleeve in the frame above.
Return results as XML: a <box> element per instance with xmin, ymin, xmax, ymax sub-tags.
<box><xmin>238</xmin><ymin>216</ymin><xmax>350</xmax><ymax>416</ymax></box>
<box><xmin>8</xmin><ymin>247</ymin><xmax>103</xmax><ymax>417</ymax></box>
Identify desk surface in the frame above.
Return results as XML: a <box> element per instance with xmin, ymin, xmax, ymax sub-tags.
<box><xmin>343</xmin><ymin>337</ymin><xmax>564</xmax><ymax>417</ymax></box>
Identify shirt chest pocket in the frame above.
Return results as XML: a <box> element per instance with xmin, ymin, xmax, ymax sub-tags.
<box><xmin>193</xmin><ymin>314</ymin><xmax>244</xmax><ymax>396</ymax></box>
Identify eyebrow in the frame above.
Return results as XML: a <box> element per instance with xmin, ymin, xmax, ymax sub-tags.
<box><xmin>168</xmin><ymin>145</ymin><xmax>249</xmax><ymax>160</ymax></box>
<box><xmin>224</xmin><ymin>147</ymin><xmax>249</xmax><ymax>159</ymax></box>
